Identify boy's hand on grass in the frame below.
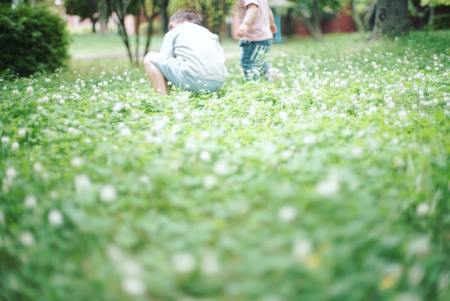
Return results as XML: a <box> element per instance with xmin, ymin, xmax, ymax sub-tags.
<box><xmin>237</xmin><ymin>23</ymin><xmax>249</xmax><ymax>38</ymax></box>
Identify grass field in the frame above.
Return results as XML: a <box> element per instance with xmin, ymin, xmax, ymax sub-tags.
<box><xmin>1</xmin><ymin>31</ymin><xmax>450</xmax><ymax>301</ymax></box>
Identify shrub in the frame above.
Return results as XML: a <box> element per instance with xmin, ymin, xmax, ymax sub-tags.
<box><xmin>432</xmin><ymin>13</ymin><xmax>450</xmax><ymax>30</ymax></box>
<box><xmin>0</xmin><ymin>5</ymin><xmax>69</xmax><ymax>77</ymax></box>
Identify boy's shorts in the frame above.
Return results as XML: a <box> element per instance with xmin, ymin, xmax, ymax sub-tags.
<box><xmin>239</xmin><ymin>39</ymin><xmax>272</xmax><ymax>80</ymax></box>
<box><xmin>149</xmin><ymin>54</ymin><xmax>223</xmax><ymax>93</ymax></box>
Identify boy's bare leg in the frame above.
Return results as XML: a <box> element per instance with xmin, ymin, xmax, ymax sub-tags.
<box><xmin>143</xmin><ymin>53</ymin><xmax>168</xmax><ymax>95</ymax></box>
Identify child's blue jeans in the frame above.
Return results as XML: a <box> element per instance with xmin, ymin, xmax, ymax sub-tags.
<box><xmin>239</xmin><ymin>39</ymin><xmax>272</xmax><ymax>80</ymax></box>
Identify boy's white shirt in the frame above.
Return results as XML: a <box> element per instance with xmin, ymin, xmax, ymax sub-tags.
<box><xmin>160</xmin><ymin>22</ymin><xmax>227</xmax><ymax>82</ymax></box>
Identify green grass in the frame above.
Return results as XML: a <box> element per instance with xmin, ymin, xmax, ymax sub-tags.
<box><xmin>1</xmin><ymin>31</ymin><xmax>450</xmax><ymax>301</ymax></box>
<box><xmin>70</xmin><ymin>33</ymin><xmax>164</xmax><ymax>59</ymax></box>
<box><xmin>69</xmin><ymin>32</ymin><xmax>240</xmax><ymax>60</ymax></box>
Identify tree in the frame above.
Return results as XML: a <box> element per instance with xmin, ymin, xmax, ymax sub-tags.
<box><xmin>157</xmin><ymin>0</ymin><xmax>169</xmax><ymax>32</ymax></box>
<box><xmin>351</xmin><ymin>0</ymin><xmax>376</xmax><ymax>32</ymax></box>
<box><xmin>372</xmin><ymin>0</ymin><xmax>409</xmax><ymax>38</ymax></box>
<box><xmin>290</xmin><ymin>0</ymin><xmax>342</xmax><ymax>40</ymax></box>
<box><xmin>98</xmin><ymin>0</ymin><xmax>167</xmax><ymax>64</ymax></box>
<box><xmin>65</xmin><ymin>0</ymin><xmax>99</xmax><ymax>33</ymax></box>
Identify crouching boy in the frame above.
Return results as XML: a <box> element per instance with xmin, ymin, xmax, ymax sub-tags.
<box><xmin>144</xmin><ymin>9</ymin><xmax>227</xmax><ymax>95</ymax></box>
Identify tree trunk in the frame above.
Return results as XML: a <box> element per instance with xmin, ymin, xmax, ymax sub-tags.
<box><xmin>428</xmin><ymin>6</ymin><xmax>434</xmax><ymax>29</ymax></box>
<box><xmin>118</xmin><ymin>16</ymin><xmax>134</xmax><ymax>64</ymax></box>
<box><xmin>134</xmin><ymin>13</ymin><xmax>140</xmax><ymax>63</ymax></box>
<box><xmin>352</xmin><ymin>2</ymin><xmax>364</xmax><ymax>33</ymax></box>
<box><xmin>310</xmin><ymin>0</ymin><xmax>323</xmax><ymax>40</ymax></box>
<box><xmin>372</xmin><ymin>0</ymin><xmax>409</xmax><ymax>38</ymax></box>
<box><xmin>160</xmin><ymin>0</ymin><xmax>169</xmax><ymax>33</ymax></box>
<box><xmin>143</xmin><ymin>0</ymin><xmax>156</xmax><ymax>57</ymax></box>
<box><xmin>97</xmin><ymin>0</ymin><xmax>109</xmax><ymax>34</ymax></box>
<box><xmin>90</xmin><ymin>17</ymin><xmax>97</xmax><ymax>33</ymax></box>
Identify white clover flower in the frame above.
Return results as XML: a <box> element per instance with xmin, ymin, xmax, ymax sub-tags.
<box><xmin>33</xmin><ymin>162</ymin><xmax>43</xmax><ymax>173</ymax></box>
<box><xmin>214</xmin><ymin>161</ymin><xmax>229</xmax><ymax>176</ymax></box>
<box><xmin>203</xmin><ymin>175</ymin><xmax>217</xmax><ymax>189</ymax></box>
<box><xmin>278</xmin><ymin>205</ymin><xmax>297</xmax><ymax>223</ymax></box>
<box><xmin>6</xmin><ymin>167</ymin><xmax>17</xmax><ymax>180</ymax></box>
<box><xmin>122</xmin><ymin>277</ymin><xmax>145</xmax><ymax>296</ymax></box>
<box><xmin>139</xmin><ymin>175</ymin><xmax>150</xmax><ymax>184</ymax></box>
<box><xmin>119</xmin><ymin>127</ymin><xmax>131</xmax><ymax>136</ymax></box>
<box><xmin>351</xmin><ymin>147</ymin><xmax>363</xmax><ymax>157</ymax></box>
<box><xmin>71</xmin><ymin>157</ymin><xmax>84</xmax><ymax>168</ymax></box>
<box><xmin>24</xmin><ymin>195</ymin><xmax>37</xmax><ymax>208</ymax></box>
<box><xmin>1</xmin><ymin>136</ymin><xmax>10</xmax><ymax>145</ymax></box>
<box><xmin>172</xmin><ymin>252</ymin><xmax>196</xmax><ymax>274</ymax></box>
<box><xmin>18</xmin><ymin>128</ymin><xmax>27</xmax><ymax>137</ymax></box>
<box><xmin>112</xmin><ymin>102</ymin><xmax>124</xmax><ymax>112</ymax></box>
<box><xmin>26</xmin><ymin>86</ymin><xmax>33</xmax><ymax>94</ymax></box>
<box><xmin>439</xmin><ymin>272</ymin><xmax>449</xmax><ymax>291</ymax></box>
<box><xmin>408</xmin><ymin>265</ymin><xmax>424</xmax><ymax>286</ymax></box>
<box><xmin>38</xmin><ymin>96</ymin><xmax>49</xmax><ymax>103</ymax></box>
<box><xmin>199</xmin><ymin>150</ymin><xmax>211</xmax><ymax>162</ymax></box>
<box><xmin>316</xmin><ymin>172</ymin><xmax>340</xmax><ymax>197</ymax></box>
<box><xmin>303</xmin><ymin>135</ymin><xmax>316</xmax><ymax>145</ymax></box>
<box><xmin>280</xmin><ymin>150</ymin><xmax>292</xmax><ymax>160</ymax></box>
<box><xmin>120</xmin><ymin>259</ymin><xmax>143</xmax><ymax>277</ymax></box>
<box><xmin>398</xmin><ymin>110</ymin><xmax>408</xmax><ymax>119</ymax></box>
<box><xmin>279</xmin><ymin>111</ymin><xmax>289</xmax><ymax>121</ymax></box>
<box><xmin>292</xmin><ymin>238</ymin><xmax>312</xmax><ymax>262</ymax></box>
<box><xmin>201</xmin><ymin>252</ymin><xmax>220</xmax><ymax>275</ymax></box>
<box><xmin>241</xmin><ymin>118</ymin><xmax>251</xmax><ymax>126</ymax></box>
<box><xmin>394</xmin><ymin>293</ymin><xmax>421</xmax><ymax>301</ymax></box>
<box><xmin>174</xmin><ymin>112</ymin><xmax>184</xmax><ymax>121</ymax></box>
<box><xmin>100</xmin><ymin>185</ymin><xmax>117</xmax><ymax>202</ymax></box>
<box><xmin>408</xmin><ymin>236</ymin><xmax>430</xmax><ymax>257</ymax></box>
<box><xmin>416</xmin><ymin>203</ymin><xmax>429</xmax><ymax>217</ymax></box>
<box><xmin>48</xmin><ymin>209</ymin><xmax>63</xmax><ymax>226</ymax></box>
<box><xmin>11</xmin><ymin>141</ymin><xmax>19</xmax><ymax>151</ymax></box>
<box><xmin>20</xmin><ymin>231</ymin><xmax>34</xmax><ymax>246</ymax></box>
<box><xmin>74</xmin><ymin>174</ymin><xmax>91</xmax><ymax>193</ymax></box>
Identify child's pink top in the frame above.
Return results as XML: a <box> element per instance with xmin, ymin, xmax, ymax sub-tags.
<box><xmin>238</xmin><ymin>0</ymin><xmax>273</xmax><ymax>41</ymax></box>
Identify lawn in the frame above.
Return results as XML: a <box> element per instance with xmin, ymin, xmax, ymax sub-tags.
<box><xmin>1</xmin><ymin>31</ymin><xmax>449</xmax><ymax>301</ymax></box>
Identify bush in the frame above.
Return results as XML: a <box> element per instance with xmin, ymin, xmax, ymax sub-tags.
<box><xmin>0</xmin><ymin>5</ymin><xmax>69</xmax><ymax>77</ymax></box>
<box><xmin>432</xmin><ymin>13</ymin><xmax>450</xmax><ymax>30</ymax></box>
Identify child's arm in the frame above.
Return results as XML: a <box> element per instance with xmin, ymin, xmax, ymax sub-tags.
<box><xmin>237</xmin><ymin>3</ymin><xmax>258</xmax><ymax>38</ymax></box>
<box><xmin>231</xmin><ymin>2</ymin><xmax>241</xmax><ymax>40</ymax></box>
<box><xmin>268</xmin><ymin>8</ymin><xmax>277</xmax><ymax>34</ymax></box>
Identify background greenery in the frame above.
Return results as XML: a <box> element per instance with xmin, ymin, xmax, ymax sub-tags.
<box><xmin>0</xmin><ymin>4</ymin><xmax>69</xmax><ymax>76</ymax></box>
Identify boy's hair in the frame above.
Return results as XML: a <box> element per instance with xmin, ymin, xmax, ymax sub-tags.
<box><xmin>170</xmin><ymin>9</ymin><xmax>202</xmax><ymax>25</ymax></box>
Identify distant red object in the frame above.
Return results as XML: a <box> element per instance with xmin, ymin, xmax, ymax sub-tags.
<box><xmin>291</xmin><ymin>8</ymin><xmax>356</xmax><ymax>36</ymax></box>
<box><xmin>323</xmin><ymin>10</ymin><xmax>356</xmax><ymax>33</ymax></box>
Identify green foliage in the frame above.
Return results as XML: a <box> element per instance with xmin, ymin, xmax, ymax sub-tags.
<box><xmin>0</xmin><ymin>5</ymin><xmax>69</xmax><ymax>76</ymax></box>
<box><xmin>64</xmin><ymin>0</ymin><xmax>98</xmax><ymax>20</ymax></box>
<box><xmin>291</xmin><ymin>0</ymin><xmax>343</xmax><ymax>18</ymax></box>
<box><xmin>352</xmin><ymin>0</ymin><xmax>375</xmax><ymax>14</ymax></box>
<box><xmin>0</xmin><ymin>31</ymin><xmax>450</xmax><ymax>300</ymax></box>
<box><xmin>421</xmin><ymin>0</ymin><xmax>450</xmax><ymax>6</ymax></box>
<box><xmin>290</xmin><ymin>0</ymin><xmax>345</xmax><ymax>39</ymax></box>
<box><xmin>170</xmin><ymin>0</ymin><xmax>234</xmax><ymax>33</ymax></box>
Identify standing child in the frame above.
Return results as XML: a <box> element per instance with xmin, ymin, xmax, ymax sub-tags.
<box><xmin>143</xmin><ymin>9</ymin><xmax>227</xmax><ymax>95</ymax></box>
<box><xmin>234</xmin><ymin>0</ymin><xmax>277</xmax><ymax>80</ymax></box>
